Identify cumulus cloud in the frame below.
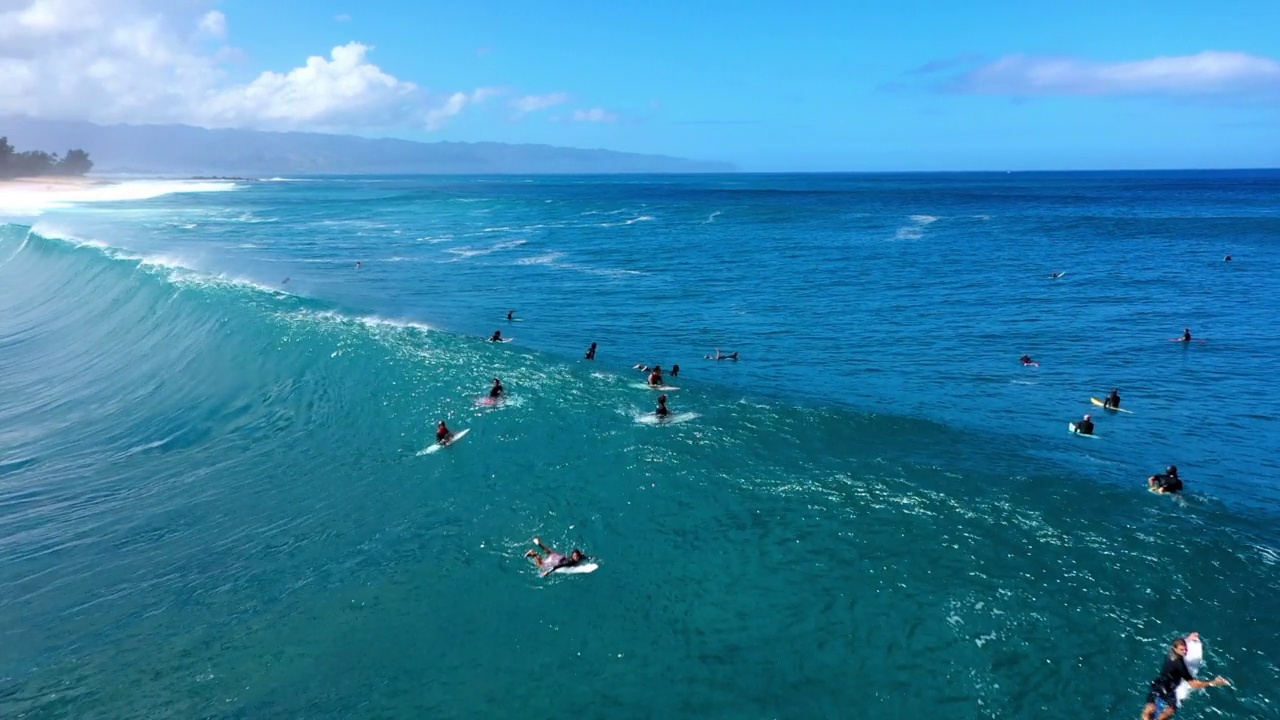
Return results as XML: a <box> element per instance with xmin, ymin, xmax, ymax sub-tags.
<box><xmin>572</xmin><ymin>107</ymin><xmax>619</xmax><ymax>123</ymax></box>
<box><xmin>511</xmin><ymin>92</ymin><xmax>569</xmax><ymax>116</ymax></box>
<box><xmin>947</xmin><ymin>51</ymin><xmax>1280</xmax><ymax>97</ymax></box>
<box><xmin>0</xmin><ymin>0</ymin><xmax>502</xmax><ymax>131</ymax></box>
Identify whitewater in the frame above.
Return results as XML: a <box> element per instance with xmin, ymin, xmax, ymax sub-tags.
<box><xmin>1</xmin><ymin>172</ymin><xmax>1278</xmax><ymax>719</ymax></box>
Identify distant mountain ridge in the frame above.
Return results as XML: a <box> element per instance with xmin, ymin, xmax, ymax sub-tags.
<box><xmin>0</xmin><ymin>117</ymin><xmax>735</xmax><ymax>175</ymax></box>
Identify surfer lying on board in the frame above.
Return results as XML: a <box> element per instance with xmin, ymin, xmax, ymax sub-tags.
<box><xmin>1049</xmin><ymin>271</ymin><xmax>1064</xmax><ymax>278</ymax></box>
<box><xmin>706</xmin><ymin>349</ymin><xmax>739</xmax><ymax>360</ymax></box>
<box><xmin>1020</xmin><ymin>354</ymin><xmax>1036</xmax><ymax>366</ymax></box>
<box><xmin>1148</xmin><ymin>465</ymin><xmax>1184</xmax><ymax>494</ymax></box>
<box><xmin>436</xmin><ymin>421</ymin><xmax>453</xmax><ymax>444</ymax></box>
<box><xmin>1142</xmin><ymin>634</ymin><xmax>1229</xmax><ymax>720</ymax></box>
<box><xmin>1072</xmin><ymin>414</ymin><xmax>1095</xmax><ymax>435</ymax></box>
<box><xmin>526</xmin><ymin>539</ymin><xmax>587</xmax><ymax>576</ymax></box>
<box><xmin>490</xmin><ymin>330</ymin><xmax>503</xmax><ymax>342</ymax></box>
<box><xmin>1104</xmin><ymin>388</ymin><xmax>1122</xmax><ymax>409</ymax></box>
<box><xmin>489</xmin><ymin>378</ymin><xmax>505</xmax><ymax>399</ymax></box>
<box><xmin>656</xmin><ymin>394</ymin><xmax>670</xmax><ymax>418</ymax></box>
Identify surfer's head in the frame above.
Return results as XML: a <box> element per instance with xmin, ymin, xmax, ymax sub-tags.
<box><xmin>570</xmin><ymin>549</ymin><xmax>585</xmax><ymax>561</ymax></box>
<box><xmin>658</xmin><ymin>394</ymin><xmax>667</xmax><ymax>402</ymax></box>
<box><xmin>1172</xmin><ymin>638</ymin><xmax>1188</xmax><ymax>655</ymax></box>
<box><xmin>1083</xmin><ymin>414</ymin><xmax>1091</xmax><ymax>421</ymax></box>
<box><xmin>1166</xmin><ymin>465</ymin><xmax>1178</xmax><ymax>476</ymax></box>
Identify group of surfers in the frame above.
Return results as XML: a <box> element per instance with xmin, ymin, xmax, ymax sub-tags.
<box><xmin>1020</xmin><ymin>327</ymin><xmax>1199</xmax><ymax>496</ymax></box>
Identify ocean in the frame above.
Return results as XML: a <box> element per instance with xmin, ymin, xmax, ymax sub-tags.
<box><xmin>1</xmin><ymin>172</ymin><xmax>1278</xmax><ymax>719</ymax></box>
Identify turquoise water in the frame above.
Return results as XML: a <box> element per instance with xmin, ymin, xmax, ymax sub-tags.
<box><xmin>1</xmin><ymin>173</ymin><xmax>1278</xmax><ymax>719</ymax></box>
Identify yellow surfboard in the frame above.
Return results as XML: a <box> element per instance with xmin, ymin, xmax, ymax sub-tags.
<box><xmin>1090</xmin><ymin>397</ymin><xmax>1133</xmax><ymax>414</ymax></box>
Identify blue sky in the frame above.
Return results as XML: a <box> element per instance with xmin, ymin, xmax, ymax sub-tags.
<box><xmin>4</xmin><ymin>0</ymin><xmax>1280</xmax><ymax>170</ymax></box>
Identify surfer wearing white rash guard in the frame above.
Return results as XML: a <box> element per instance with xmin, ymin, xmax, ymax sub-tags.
<box><xmin>1142</xmin><ymin>635</ymin><xmax>1228</xmax><ymax>720</ymax></box>
<box><xmin>525</xmin><ymin>538</ymin><xmax>586</xmax><ymax>577</ymax></box>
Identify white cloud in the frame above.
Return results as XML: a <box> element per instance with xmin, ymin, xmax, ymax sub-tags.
<box><xmin>572</xmin><ymin>107</ymin><xmax>619</xmax><ymax>123</ymax></box>
<box><xmin>425</xmin><ymin>87</ymin><xmax>502</xmax><ymax>130</ymax></box>
<box><xmin>951</xmin><ymin>51</ymin><xmax>1280</xmax><ymax>96</ymax></box>
<box><xmin>0</xmin><ymin>0</ymin><xmax>504</xmax><ymax>131</ymax></box>
<box><xmin>511</xmin><ymin>92</ymin><xmax>569</xmax><ymax>116</ymax></box>
<box><xmin>198</xmin><ymin>10</ymin><xmax>226</xmax><ymax>39</ymax></box>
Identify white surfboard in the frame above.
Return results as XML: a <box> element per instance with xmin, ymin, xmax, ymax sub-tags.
<box><xmin>420</xmin><ymin>428</ymin><xmax>470</xmax><ymax>454</ymax></box>
<box><xmin>631</xmin><ymin>382</ymin><xmax>679</xmax><ymax>391</ymax></box>
<box><xmin>551</xmin><ymin>563</ymin><xmax>599</xmax><ymax>575</ymax></box>
<box><xmin>1176</xmin><ymin>635</ymin><xmax>1203</xmax><ymax>704</ymax></box>
<box><xmin>1068</xmin><ymin>422</ymin><xmax>1099</xmax><ymax>438</ymax></box>
<box><xmin>489</xmin><ymin>337</ymin><xmax>513</xmax><ymax>343</ymax></box>
<box><xmin>637</xmin><ymin>412</ymin><xmax>698</xmax><ymax>426</ymax></box>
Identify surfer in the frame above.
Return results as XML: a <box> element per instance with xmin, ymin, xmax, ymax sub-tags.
<box><xmin>489</xmin><ymin>378</ymin><xmax>505</xmax><ymax>399</ymax></box>
<box><xmin>355</xmin><ymin>261</ymin><xmax>362</xmax><ymax>269</ymax></box>
<box><xmin>1020</xmin><ymin>354</ymin><xmax>1036</xmax><ymax>366</ymax></box>
<box><xmin>1141</xmin><ymin>634</ymin><xmax>1229</xmax><ymax>720</ymax></box>
<box><xmin>1148</xmin><ymin>465</ymin><xmax>1184</xmax><ymax>494</ymax></box>
<box><xmin>1072</xmin><ymin>414</ymin><xmax>1095</xmax><ymax>435</ymax></box>
<box><xmin>1103</xmin><ymin>388</ymin><xmax>1122</xmax><ymax>409</ymax></box>
<box><xmin>648</xmin><ymin>366</ymin><xmax>664</xmax><ymax>387</ymax></box>
<box><xmin>490</xmin><ymin>330</ymin><xmax>503</xmax><ymax>342</ymax></box>
<box><xmin>670</xmin><ymin>364</ymin><xmax>680</xmax><ymax>377</ymax></box>
<box><xmin>1049</xmin><ymin>271</ymin><xmax>1064</xmax><ymax>279</ymax></box>
<box><xmin>706</xmin><ymin>349</ymin><xmax>739</xmax><ymax>360</ymax></box>
<box><xmin>525</xmin><ymin>538</ymin><xmax>587</xmax><ymax>577</ymax></box>
<box><xmin>435</xmin><ymin>420</ymin><xmax>453</xmax><ymax>445</ymax></box>
<box><xmin>507</xmin><ymin>309</ymin><xmax>515</xmax><ymax>321</ymax></box>
<box><xmin>655</xmin><ymin>394</ymin><xmax>671</xmax><ymax>418</ymax></box>
<box><xmin>585</xmin><ymin>342</ymin><xmax>597</xmax><ymax>360</ymax></box>
<box><xmin>1182</xmin><ymin>328</ymin><xmax>1192</xmax><ymax>342</ymax></box>
<box><xmin>1224</xmin><ymin>254</ymin><xmax>1232</xmax><ymax>262</ymax></box>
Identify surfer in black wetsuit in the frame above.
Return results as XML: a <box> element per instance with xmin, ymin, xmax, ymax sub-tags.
<box><xmin>1020</xmin><ymin>354</ymin><xmax>1035</xmax><ymax>366</ymax></box>
<box><xmin>1073</xmin><ymin>414</ymin><xmax>1095</xmax><ymax>435</ymax></box>
<box><xmin>706</xmin><ymin>349</ymin><xmax>739</xmax><ymax>360</ymax></box>
<box><xmin>1049</xmin><ymin>271</ymin><xmax>1064</xmax><ymax>278</ymax></box>
<box><xmin>525</xmin><ymin>538</ymin><xmax>587</xmax><ymax>577</ymax></box>
<box><xmin>1148</xmin><ymin>465</ymin><xmax>1184</xmax><ymax>494</ymax></box>
<box><xmin>489</xmin><ymin>378</ymin><xmax>505</xmax><ymax>399</ymax></box>
<box><xmin>1141</xmin><ymin>634</ymin><xmax>1228</xmax><ymax>720</ymax></box>
<box><xmin>1104</xmin><ymin>388</ymin><xmax>1122</xmax><ymax>409</ymax></box>
<box><xmin>670</xmin><ymin>364</ymin><xmax>680</xmax><ymax>377</ymax></box>
<box><xmin>436</xmin><ymin>420</ymin><xmax>453</xmax><ymax>444</ymax></box>
<box><xmin>507</xmin><ymin>309</ymin><xmax>515</xmax><ymax>321</ymax></box>
<box><xmin>1224</xmin><ymin>254</ymin><xmax>1232</xmax><ymax>262</ymax></box>
<box><xmin>655</xmin><ymin>394</ymin><xmax>670</xmax><ymax>418</ymax></box>
<box><xmin>490</xmin><ymin>330</ymin><xmax>503</xmax><ymax>342</ymax></box>
<box><xmin>1182</xmin><ymin>328</ymin><xmax>1192</xmax><ymax>342</ymax></box>
<box><xmin>585</xmin><ymin>342</ymin><xmax>597</xmax><ymax>360</ymax></box>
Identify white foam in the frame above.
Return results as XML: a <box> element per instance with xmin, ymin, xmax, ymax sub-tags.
<box><xmin>0</xmin><ymin>179</ymin><xmax>239</xmax><ymax>217</ymax></box>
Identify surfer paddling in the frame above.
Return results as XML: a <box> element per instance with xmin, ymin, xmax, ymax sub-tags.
<box><xmin>1148</xmin><ymin>465</ymin><xmax>1184</xmax><ymax>494</ymax></box>
<box><xmin>525</xmin><ymin>538</ymin><xmax>587</xmax><ymax>577</ymax></box>
<box><xmin>1141</xmin><ymin>634</ymin><xmax>1229</xmax><ymax>720</ymax></box>
<box><xmin>706</xmin><ymin>349</ymin><xmax>739</xmax><ymax>360</ymax></box>
<box><xmin>1049</xmin><ymin>271</ymin><xmax>1064</xmax><ymax>279</ymax></box>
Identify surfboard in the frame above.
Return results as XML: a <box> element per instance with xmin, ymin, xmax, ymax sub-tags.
<box><xmin>1154</xmin><ymin>635</ymin><xmax>1205</xmax><ymax>716</ymax></box>
<box><xmin>1068</xmin><ymin>422</ymin><xmax>1098</xmax><ymax>438</ymax></box>
<box><xmin>1169</xmin><ymin>338</ymin><xmax>1207</xmax><ymax>342</ymax></box>
<box><xmin>631</xmin><ymin>382</ymin><xmax>679</xmax><ymax>391</ymax></box>
<box><xmin>1049</xmin><ymin>272</ymin><xmax>1066</xmax><ymax>279</ymax></box>
<box><xmin>637</xmin><ymin>412</ymin><xmax>698</xmax><ymax>425</ymax></box>
<box><xmin>1090</xmin><ymin>397</ymin><xmax>1133</xmax><ymax>414</ymax></box>
<box><xmin>490</xmin><ymin>338</ymin><xmax>513</xmax><ymax>343</ymax></box>
<box><xmin>1022</xmin><ymin>362</ymin><xmax>1039</xmax><ymax>367</ymax></box>
<box><xmin>551</xmin><ymin>563</ymin><xmax>599</xmax><ymax>575</ymax></box>
<box><xmin>420</xmin><ymin>428</ymin><xmax>470</xmax><ymax>454</ymax></box>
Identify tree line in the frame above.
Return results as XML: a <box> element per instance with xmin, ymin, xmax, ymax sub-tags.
<box><xmin>0</xmin><ymin>137</ymin><xmax>94</xmax><ymax>179</ymax></box>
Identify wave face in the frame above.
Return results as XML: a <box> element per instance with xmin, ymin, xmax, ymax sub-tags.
<box><xmin>2</xmin><ymin>172</ymin><xmax>1280</xmax><ymax>719</ymax></box>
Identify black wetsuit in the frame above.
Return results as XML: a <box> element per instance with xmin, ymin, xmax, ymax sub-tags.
<box><xmin>1075</xmin><ymin>419</ymin><xmax>1094</xmax><ymax>434</ymax></box>
<box><xmin>585</xmin><ymin>345</ymin><xmax>596</xmax><ymax>360</ymax></box>
<box><xmin>656</xmin><ymin>402</ymin><xmax>670</xmax><ymax>418</ymax></box>
<box><xmin>1146</xmin><ymin>651</ymin><xmax>1193</xmax><ymax>712</ymax></box>
<box><xmin>1105</xmin><ymin>393</ymin><xmax>1121</xmax><ymax>409</ymax></box>
<box><xmin>1153</xmin><ymin>473</ymin><xmax>1184</xmax><ymax>493</ymax></box>
<box><xmin>489</xmin><ymin>385</ymin><xmax>504</xmax><ymax>399</ymax></box>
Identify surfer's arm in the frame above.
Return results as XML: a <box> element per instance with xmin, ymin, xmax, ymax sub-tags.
<box><xmin>1189</xmin><ymin>677</ymin><xmax>1230</xmax><ymax>689</ymax></box>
